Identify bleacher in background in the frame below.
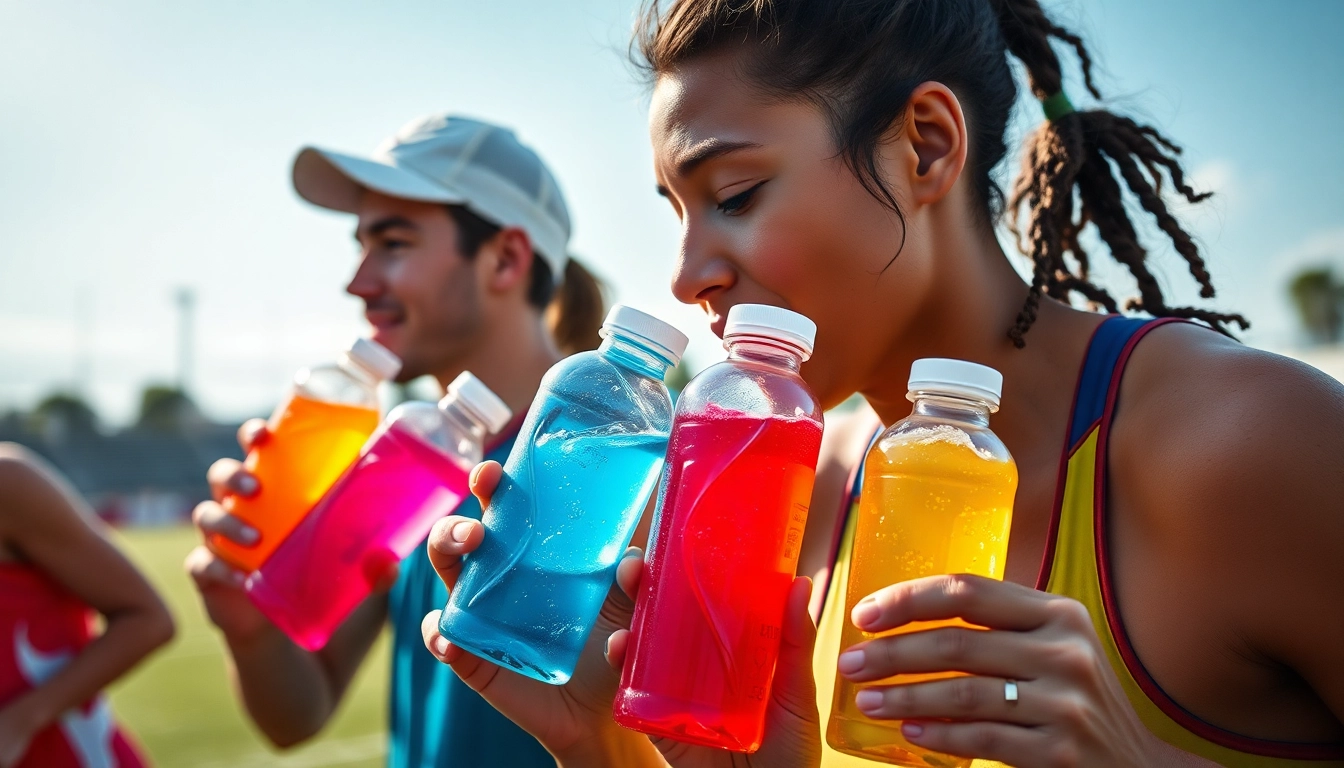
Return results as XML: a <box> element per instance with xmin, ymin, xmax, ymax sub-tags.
<box><xmin>0</xmin><ymin>406</ymin><xmax>244</xmax><ymax>527</ymax></box>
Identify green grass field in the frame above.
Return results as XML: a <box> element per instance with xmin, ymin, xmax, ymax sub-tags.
<box><xmin>106</xmin><ymin>526</ymin><xmax>390</xmax><ymax>768</ymax></box>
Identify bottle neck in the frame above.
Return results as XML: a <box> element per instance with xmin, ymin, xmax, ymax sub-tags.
<box><xmin>909</xmin><ymin>392</ymin><xmax>993</xmax><ymax>427</ymax></box>
<box><xmin>725</xmin><ymin>336</ymin><xmax>805</xmax><ymax>373</ymax></box>
<box><xmin>336</xmin><ymin>355</ymin><xmax>383</xmax><ymax>388</ymax></box>
<box><xmin>438</xmin><ymin>397</ymin><xmax>489</xmax><ymax>444</ymax></box>
<box><xmin>600</xmin><ymin>333</ymin><xmax>675</xmax><ymax>380</ymax></box>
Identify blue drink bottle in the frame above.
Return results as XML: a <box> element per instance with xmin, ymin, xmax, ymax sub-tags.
<box><xmin>439</xmin><ymin>304</ymin><xmax>688</xmax><ymax>684</ymax></box>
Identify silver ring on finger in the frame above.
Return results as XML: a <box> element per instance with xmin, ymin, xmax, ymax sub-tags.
<box><xmin>1004</xmin><ymin>679</ymin><xmax>1020</xmax><ymax>703</ymax></box>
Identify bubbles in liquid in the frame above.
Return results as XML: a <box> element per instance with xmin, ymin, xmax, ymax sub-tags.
<box><xmin>890</xmin><ymin>424</ymin><xmax>995</xmax><ymax>460</ymax></box>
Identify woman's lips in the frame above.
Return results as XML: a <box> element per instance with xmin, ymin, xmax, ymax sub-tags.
<box><xmin>705</xmin><ymin>303</ymin><xmax>729</xmax><ymax>339</ymax></box>
<box><xmin>708</xmin><ymin>315</ymin><xmax>727</xmax><ymax>340</ymax></box>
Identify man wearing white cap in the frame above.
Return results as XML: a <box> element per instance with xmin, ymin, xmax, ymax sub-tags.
<box><xmin>186</xmin><ymin>114</ymin><xmax>603</xmax><ymax>767</ymax></box>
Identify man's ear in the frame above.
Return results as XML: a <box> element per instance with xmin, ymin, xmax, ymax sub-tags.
<box><xmin>479</xmin><ymin>227</ymin><xmax>536</xmax><ymax>295</ymax></box>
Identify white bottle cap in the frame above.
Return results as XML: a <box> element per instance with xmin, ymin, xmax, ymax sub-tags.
<box><xmin>344</xmin><ymin>338</ymin><xmax>402</xmax><ymax>381</ymax></box>
<box><xmin>600</xmin><ymin>304</ymin><xmax>689</xmax><ymax>365</ymax></box>
<box><xmin>907</xmin><ymin>358</ymin><xmax>1003</xmax><ymax>411</ymax></box>
<box><xmin>723</xmin><ymin>304</ymin><xmax>817</xmax><ymax>361</ymax></box>
<box><xmin>441</xmin><ymin>372</ymin><xmax>512</xmax><ymax>433</ymax></box>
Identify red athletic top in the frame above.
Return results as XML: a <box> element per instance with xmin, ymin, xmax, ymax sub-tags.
<box><xmin>0</xmin><ymin>562</ymin><xmax>148</xmax><ymax>768</ymax></box>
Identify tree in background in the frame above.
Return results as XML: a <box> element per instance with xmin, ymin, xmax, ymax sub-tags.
<box><xmin>136</xmin><ymin>385</ymin><xmax>206</xmax><ymax>433</ymax></box>
<box><xmin>28</xmin><ymin>392</ymin><xmax>100</xmax><ymax>440</ymax></box>
<box><xmin>1288</xmin><ymin>266</ymin><xmax>1344</xmax><ymax>345</ymax></box>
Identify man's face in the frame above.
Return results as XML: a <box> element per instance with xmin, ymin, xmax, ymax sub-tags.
<box><xmin>348</xmin><ymin>191</ymin><xmax>482</xmax><ymax>382</ymax></box>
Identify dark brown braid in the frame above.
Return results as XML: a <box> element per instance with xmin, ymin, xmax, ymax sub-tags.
<box><xmin>634</xmin><ymin>0</ymin><xmax>1248</xmax><ymax>347</ymax></box>
<box><xmin>994</xmin><ymin>0</ymin><xmax>1248</xmax><ymax>346</ymax></box>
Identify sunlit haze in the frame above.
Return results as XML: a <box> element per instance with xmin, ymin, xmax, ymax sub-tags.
<box><xmin>3</xmin><ymin>0</ymin><xmax>1342</xmax><ymax>424</ymax></box>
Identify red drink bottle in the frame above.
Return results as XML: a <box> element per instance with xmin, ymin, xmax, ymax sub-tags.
<box><xmin>615</xmin><ymin>304</ymin><xmax>824</xmax><ymax>752</ymax></box>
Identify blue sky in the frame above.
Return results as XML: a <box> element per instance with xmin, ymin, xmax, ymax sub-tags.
<box><xmin>2</xmin><ymin>0</ymin><xmax>1342</xmax><ymax>424</ymax></box>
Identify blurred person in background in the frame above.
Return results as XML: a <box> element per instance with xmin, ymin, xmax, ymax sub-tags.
<box><xmin>184</xmin><ymin>114</ymin><xmax>606</xmax><ymax>768</ymax></box>
<box><xmin>0</xmin><ymin>443</ymin><xmax>175</xmax><ymax>768</ymax></box>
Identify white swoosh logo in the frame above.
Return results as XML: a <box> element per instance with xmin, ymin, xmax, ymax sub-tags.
<box><xmin>15</xmin><ymin>623</ymin><xmax>116</xmax><ymax>768</ymax></box>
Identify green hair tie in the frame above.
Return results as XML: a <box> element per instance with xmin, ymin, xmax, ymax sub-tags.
<box><xmin>1041</xmin><ymin>91</ymin><xmax>1075</xmax><ymax>121</ymax></box>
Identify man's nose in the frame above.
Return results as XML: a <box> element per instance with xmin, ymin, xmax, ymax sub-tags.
<box><xmin>345</xmin><ymin>254</ymin><xmax>382</xmax><ymax>299</ymax></box>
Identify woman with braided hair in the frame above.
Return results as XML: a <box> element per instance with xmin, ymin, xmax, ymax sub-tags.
<box><xmin>414</xmin><ymin>0</ymin><xmax>1344</xmax><ymax>765</ymax></box>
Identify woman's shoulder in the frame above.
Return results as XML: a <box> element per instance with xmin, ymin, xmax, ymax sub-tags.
<box><xmin>0</xmin><ymin>442</ymin><xmax>69</xmax><ymax>505</ymax></box>
<box><xmin>0</xmin><ymin>442</ymin><xmax>49</xmax><ymax>509</ymax></box>
<box><xmin>1109</xmin><ymin>320</ymin><xmax>1344</xmax><ymax>615</ymax></box>
<box><xmin>0</xmin><ymin>442</ymin><xmax>96</xmax><ymax>539</ymax></box>
<box><xmin>1114</xmin><ymin>321</ymin><xmax>1344</xmax><ymax>490</ymax></box>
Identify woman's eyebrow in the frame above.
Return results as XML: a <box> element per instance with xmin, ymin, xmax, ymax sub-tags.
<box><xmin>672</xmin><ymin>139</ymin><xmax>761</xmax><ymax>177</ymax></box>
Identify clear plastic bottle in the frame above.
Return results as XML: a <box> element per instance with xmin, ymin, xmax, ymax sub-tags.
<box><xmin>615</xmin><ymin>304</ymin><xmax>825</xmax><ymax>753</ymax></box>
<box><xmin>827</xmin><ymin>359</ymin><xmax>1017</xmax><ymax>767</ymax></box>
<box><xmin>247</xmin><ymin>372</ymin><xmax>510</xmax><ymax>651</ymax></box>
<box><xmin>212</xmin><ymin>338</ymin><xmax>401</xmax><ymax>572</ymax></box>
<box><xmin>439</xmin><ymin>305</ymin><xmax>687</xmax><ymax>684</ymax></box>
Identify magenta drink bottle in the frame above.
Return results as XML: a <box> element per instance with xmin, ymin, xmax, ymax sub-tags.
<box><xmin>247</xmin><ymin>372</ymin><xmax>511</xmax><ymax>651</ymax></box>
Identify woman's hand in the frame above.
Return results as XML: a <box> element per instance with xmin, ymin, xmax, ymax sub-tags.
<box><xmin>420</xmin><ymin>461</ymin><xmax>661</xmax><ymax>767</ymax></box>
<box><xmin>836</xmin><ymin>574</ymin><xmax>1176</xmax><ymax>767</ymax></box>
<box><xmin>604</xmin><ymin>576</ymin><xmax>823</xmax><ymax>768</ymax></box>
<box><xmin>422</xmin><ymin>460</ymin><xmax>825</xmax><ymax>768</ymax></box>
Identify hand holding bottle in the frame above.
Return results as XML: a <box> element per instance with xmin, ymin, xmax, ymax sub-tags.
<box><xmin>187</xmin><ymin>420</ymin><xmax>400</xmax><ymax>645</ymax></box>
<box><xmin>421</xmin><ymin>460</ymin><xmax>662</xmax><ymax>767</ymax></box>
<box><xmin>605</xmin><ymin>576</ymin><xmax>824</xmax><ymax>768</ymax></box>
<box><xmin>834</xmin><ymin>574</ymin><xmax>1181</xmax><ymax>768</ymax></box>
<box><xmin>422</xmin><ymin>460</ymin><xmax>825</xmax><ymax>768</ymax></box>
<box><xmin>185</xmin><ymin>419</ymin><xmax>278</xmax><ymax>644</ymax></box>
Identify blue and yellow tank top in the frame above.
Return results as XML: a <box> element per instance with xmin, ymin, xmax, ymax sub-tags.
<box><xmin>813</xmin><ymin>316</ymin><xmax>1344</xmax><ymax>767</ymax></box>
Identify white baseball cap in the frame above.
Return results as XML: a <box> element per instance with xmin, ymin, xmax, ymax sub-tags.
<box><xmin>292</xmin><ymin>114</ymin><xmax>571</xmax><ymax>278</ymax></box>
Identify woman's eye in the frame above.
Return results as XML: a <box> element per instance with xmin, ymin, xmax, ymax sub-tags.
<box><xmin>716</xmin><ymin>181</ymin><xmax>765</xmax><ymax>216</ymax></box>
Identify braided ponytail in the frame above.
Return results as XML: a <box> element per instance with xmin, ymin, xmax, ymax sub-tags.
<box><xmin>992</xmin><ymin>0</ymin><xmax>1248</xmax><ymax>347</ymax></box>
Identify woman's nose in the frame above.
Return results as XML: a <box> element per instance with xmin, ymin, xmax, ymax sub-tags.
<box><xmin>670</xmin><ymin>220</ymin><xmax>736</xmax><ymax>306</ymax></box>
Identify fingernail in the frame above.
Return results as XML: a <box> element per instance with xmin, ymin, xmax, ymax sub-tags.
<box><xmin>852</xmin><ymin>599</ymin><xmax>880</xmax><ymax>629</ymax></box>
<box><xmin>432</xmin><ymin>634</ymin><xmax>450</xmax><ymax>656</ymax></box>
<box><xmin>837</xmin><ymin>649</ymin><xmax>865</xmax><ymax>674</ymax></box>
<box><xmin>237</xmin><ymin>475</ymin><xmax>258</xmax><ymax>495</ymax></box>
<box><xmin>603</xmin><ymin>635</ymin><xmax>611</xmax><ymax>656</ymax></box>
<box><xmin>239</xmin><ymin>526</ymin><xmax>259</xmax><ymax>545</ymax></box>
<box><xmin>622</xmin><ymin>546</ymin><xmax>642</xmax><ymax>559</ymax></box>
<box><xmin>902</xmin><ymin>721</ymin><xmax>924</xmax><ymax>739</ymax></box>
<box><xmin>855</xmin><ymin>689</ymin><xmax>884</xmax><ymax>713</ymax></box>
<box><xmin>451</xmin><ymin>521</ymin><xmax>473</xmax><ymax>543</ymax></box>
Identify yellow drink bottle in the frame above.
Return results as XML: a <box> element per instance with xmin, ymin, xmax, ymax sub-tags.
<box><xmin>209</xmin><ymin>338</ymin><xmax>401</xmax><ymax>572</ymax></box>
<box><xmin>827</xmin><ymin>359</ymin><xmax>1017</xmax><ymax>767</ymax></box>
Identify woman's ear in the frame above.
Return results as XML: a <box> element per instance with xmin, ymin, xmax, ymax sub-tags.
<box><xmin>900</xmin><ymin>81</ymin><xmax>968</xmax><ymax>205</ymax></box>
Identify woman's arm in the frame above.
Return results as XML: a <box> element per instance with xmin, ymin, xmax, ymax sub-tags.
<box><xmin>1109</xmin><ymin>333</ymin><xmax>1344</xmax><ymax>734</ymax></box>
<box><xmin>0</xmin><ymin>444</ymin><xmax>176</xmax><ymax>763</ymax></box>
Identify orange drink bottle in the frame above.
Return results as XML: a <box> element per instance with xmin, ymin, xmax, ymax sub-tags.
<box><xmin>208</xmin><ymin>338</ymin><xmax>400</xmax><ymax>572</ymax></box>
<box><xmin>827</xmin><ymin>359</ymin><xmax>1017</xmax><ymax>767</ymax></box>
